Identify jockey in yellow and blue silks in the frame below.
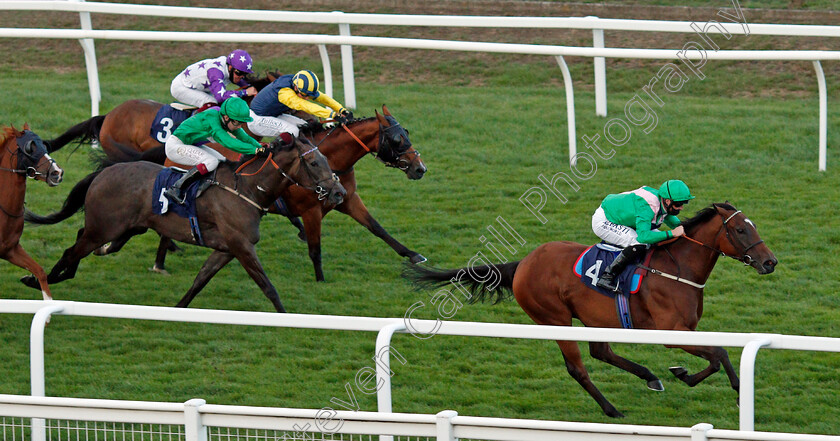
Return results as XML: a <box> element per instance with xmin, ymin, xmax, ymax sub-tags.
<box><xmin>247</xmin><ymin>69</ymin><xmax>352</xmax><ymax>139</ymax></box>
<box><xmin>591</xmin><ymin>179</ymin><xmax>695</xmax><ymax>291</ymax></box>
<box><xmin>170</xmin><ymin>49</ymin><xmax>258</xmax><ymax>108</ymax></box>
<box><xmin>163</xmin><ymin>97</ymin><xmax>264</xmax><ymax>204</ymax></box>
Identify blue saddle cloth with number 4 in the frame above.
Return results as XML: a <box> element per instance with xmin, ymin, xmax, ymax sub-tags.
<box><xmin>573</xmin><ymin>243</ymin><xmax>645</xmax><ymax>298</ymax></box>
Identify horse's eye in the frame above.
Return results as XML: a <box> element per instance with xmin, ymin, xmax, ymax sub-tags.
<box><xmin>23</xmin><ymin>142</ymin><xmax>34</xmax><ymax>155</ymax></box>
<box><xmin>736</xmin><ymin>227</ymin><xmax>746</xmax><ymax>234</ymax></box>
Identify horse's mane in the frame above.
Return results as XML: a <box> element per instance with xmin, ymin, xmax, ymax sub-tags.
<box><xmin>227</xmin><ymin>138</ymin><xmax>298</xmax><ymax>170</ymax></box>
<box><xmin>680</xmin><ymin>202</ymin><xmax>736</xmax><ymax>231</ymax></box>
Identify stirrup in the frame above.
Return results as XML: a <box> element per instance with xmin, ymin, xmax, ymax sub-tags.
<box><xmin>165</xmin><ymin>187</ymin><xmax>186</xmax><ymax>204</ymax></box>
<box><xmin>596</xmin><ymin>275</ymin><xmax>619</xmax><ymax>291</ymax></box>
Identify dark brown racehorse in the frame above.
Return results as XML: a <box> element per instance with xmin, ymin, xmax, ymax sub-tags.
<box><xmin>21</xmin><ymin>138</ymin><xmax>345</xmax><ymax>312</ymax></box>
<box><xmin>405</xmin><ymin>203</ymin><xmax>778</xmax><ymax>418</ymax></box>
<box><xmin>48</xmin><ymin>103</ymin><xmax>427</xmax><ymax>281</ymax></box>
<box><xmin>0</xmin><ymin>125</ymin><xmax>64</xmax><ymax>300</ymax></box>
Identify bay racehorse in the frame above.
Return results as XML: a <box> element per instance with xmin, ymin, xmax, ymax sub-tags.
<box><xmin>0</xmin><ymin>125</ymin><xmax>64</xmax><ymax>300</ymax></box>
<box><xmin>405</xmin><ymin>203</ymin><xmax>777</xmax><ymax>417</ymax></box>
<box><xmin>49</xmin><ymin>103</ymin><xmax>427</xmax><ymax>281</ymax></box>
<box><xmin>21</xmin><ymin>137</ymin><xmax>345</xmax><ymax>312</ymax></box>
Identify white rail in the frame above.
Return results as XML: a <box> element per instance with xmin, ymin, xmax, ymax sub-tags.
<box><xmin>2</xmin><ymin>299</ymin><xmax>840</xmax><ymax>438</ymax></box>
<box><xmin>0</xmin><ymin>1</ymin><xmax>837</xmax><ymax>169</ymax></box>
<box><xmin>2</xmin><ymin>394</ymin><xmax>840</xmax><ymax>441</ymax></box>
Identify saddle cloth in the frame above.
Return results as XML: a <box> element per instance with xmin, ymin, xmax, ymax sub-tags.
<box><xmin>573</xmin><ymin>243</ymin><xmax>647</xmax><ymax>298</ymax></box>
<box><xmin>150</xmin><ymin>105</ymin><xmax>192</xmax><ymax>144</ymax></box>
<box><xmin>152</xmin><ymin>168</ymin><xmax>205</xmax><ymax>245</ymax></box>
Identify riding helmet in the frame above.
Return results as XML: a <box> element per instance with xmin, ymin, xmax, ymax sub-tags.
<box><xmin>227</xmin><ymin>49</ymin><xmax>254</xmax><ymax>74</ymax></box>
<box><xmin>220</xmin><ymin>97</ymin><xmax>254</xmax><ymax>123</ymax></box>
<box><xmin>292</xmin><ymin>70</ymin><xmax>321</xmax><ymax>98</ymax></box>
<box><xmin>659</xmin><ymin>179</ymin><xmax>695</xmax><ymax>202</ymax></box>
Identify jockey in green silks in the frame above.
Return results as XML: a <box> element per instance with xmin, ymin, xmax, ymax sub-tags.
<box><xmin>591</xmin><ymin>179</ymin><xmax>695</xmax><ymax>291</ymax></box>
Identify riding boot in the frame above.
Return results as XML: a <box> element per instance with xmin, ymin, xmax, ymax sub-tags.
<box><xmin>596</xmin><ymin>245</ymin><xmax>647</xmax><ymax>292</ymax></box>
<box><xmin>164</xmin><ymin>167</ymin><xmax>202</xmax><ymax>205</ymax></box>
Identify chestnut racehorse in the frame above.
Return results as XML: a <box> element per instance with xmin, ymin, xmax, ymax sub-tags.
<box><xmin>405</xmin><ymin>203</ymin><xmax>778</xmax><ymax>418</ymax></box>
<box><xmin>0</xmin><ymin>125</ymin><xmax>64</xmax><ymax>300</ymax></box>
<box><xmin>21</xmin><ymin>137</ymin><xmax>345</xmax><ymax>312</ymax></box>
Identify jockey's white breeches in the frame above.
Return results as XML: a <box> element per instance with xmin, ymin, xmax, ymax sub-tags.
<box><xmin>164</xmin><ymin>135</ymin><xmax>226</xmax><ymax>172</ymax></box>
<box><xmin>246</xmin><ymin>110</ymin><xmax>307</xmax><ymax>138</ymax></box>
<box><xmin>591</xmin><ymin>206</ymin><xmax>641</xmax><ymax>248</ymax></box>
<box><xmin>170</xmin><ymin>79</ymin><xmax>216</xmax><ymax>108</ymax></box>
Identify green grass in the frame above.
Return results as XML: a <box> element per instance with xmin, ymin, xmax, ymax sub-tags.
<box><xmin>2</xmin><ymin>27</ymin><xmax>840</xmax><ymax>437</ymax></box>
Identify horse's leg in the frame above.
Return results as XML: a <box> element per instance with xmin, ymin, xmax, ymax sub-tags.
<box><xmin>300</xmin><ymin>209</ymin><xmax>325</xmax><ymax>282</ymax></box>
<box><xmin>93</xmin><ymin>227</ymin><xmax>147</xmax><ymax>256</ymax></box>
<box><xmin>5</xmin><ymin>244</ymin><xmax>53</xmax><ymax>300</ymax></box>
<box><xmin>589</xmin><ymin>342</ymin><xmax>664</xmax><ymax>391</ymax></box>
<box><xmin>336</xmin><ymin>193</ymin><xmax>426</xmax><ymax>264</ymax></box>
<box><xmin>229</xmin><ymin>242</ymin><xmax>286</xmax><ymax>313</ymax></box>
<box><xmin>557</xmin><ymin>340</ymin><xmax>624</xmax><ymax>418</ymax></box>
<box><xmin>288</xmin><ymin>216</ymin><xmax>306</xmax><ymax>242</ymax></box>
<box><xmin>667</xmin><ymin>344</ymin><xmax>739</xmax><ymax>395</ymax></box>
<box><xmin>21</xmin><ymin>227</ymin><xmax>101</xmax><ymax>288</ymax></box>
<box><xmin>151</xmin><ymin>235</ymin><xmax>174</xmax><ymax>275</ymax></box>
<box><xmin>175</xmin><ymin>250</ymin><xmax>234</xmax><ymax>308</ymax></box>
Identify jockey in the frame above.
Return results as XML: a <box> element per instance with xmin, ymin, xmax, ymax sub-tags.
<box><xmin>591</xmin><ymin>179</ymin><xmax>695</xmax><ymax>291</ymax></box>
<box><xmin>170</xmin><ymin>49</ymin><xmax>258</xmax><ymax>108</ymax></box>
<box><xmin>247</xmin><ymin>69</ymin><xmax>352</xmax><ymax>139</ymax></box>
<box><xmin>163</xmin><ymin>97</ymin><xmax>265</xmax><ymax>204</ymax></box>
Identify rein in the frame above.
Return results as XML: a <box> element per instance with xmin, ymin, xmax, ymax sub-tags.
<box><xmin>681</xmin><ymin>209</ymin><xmax>764</xmax><ymax>265</ymax></box>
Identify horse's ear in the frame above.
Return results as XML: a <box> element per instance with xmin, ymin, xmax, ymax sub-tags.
<box><xmin>382</xmin><ymin>105</ymin><xmax>391</xmax><ymax>117</ymax></box>
<box><xmin>23</xmin><ymin>122</ymin><xmax>29</xmax><ymax>131</ymax></box>
<box><xmin>375</xmin><ymin>109</ymin><xmax>388</xmax><ymax>125</ymax></box>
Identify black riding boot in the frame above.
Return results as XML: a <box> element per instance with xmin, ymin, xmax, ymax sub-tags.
<box><xmin>596</xmin><ymin>245</ymin><xmax>647</xmax><ymax>291</ymax></box>
<box><xmin>164</xmin><ymin>167</ymin><xmax>202</xmax><ymax>204</ymax></box>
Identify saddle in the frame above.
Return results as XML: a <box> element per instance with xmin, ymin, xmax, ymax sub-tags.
<box><xmin>573</xmin><ymin>243</ymin><xmax>652</xmax><ymax>329</ymax></box>
<box><xmin>574</xmin><ymin>243</ymin><xmax>651</xmax><ymax>298</ymax></box>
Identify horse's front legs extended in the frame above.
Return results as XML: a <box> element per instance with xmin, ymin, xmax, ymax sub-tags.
<box><xmin>667</xmin><ymin>344</ymin><xmax>739</xmax><ymax>397</ymax></box>
<box><xmin>336</xmin><ymin>192</ymin><xmax>426</xmax><ymax>264</ymax></box>
<box><xmin>589</xmin><ymin>342</ymin><xmax>664</xmax><ymax>391</ymax></box>
<box><xmin>21</xmin><ymin>227</ymin><xmax>100</xmax><ymax>289</ymax></box>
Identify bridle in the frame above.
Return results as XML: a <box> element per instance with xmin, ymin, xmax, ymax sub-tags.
<box><xmin>321</xmin><ymin>116</ymin><xmax>421</xmax><ymax>172</ymax></box>
<box><xmin>682</xmin><ymin>206</ymin><xmax>764</xmax><ymax>266</ymax></box>
<box><xmin>0</xmin><ymin>130</ymin><xmax>56</xmax><ymax>179</ymax></box>
<box><xmin>232</xmin><ymin>141</ymin><xmax>338</xmax><ymax>206</ymax></box>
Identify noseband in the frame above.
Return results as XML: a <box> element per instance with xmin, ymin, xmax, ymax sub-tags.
<box><xmin>684</xmin><ymin>208</ymin><xmax>764</xmax><ymax>265</ymax></box>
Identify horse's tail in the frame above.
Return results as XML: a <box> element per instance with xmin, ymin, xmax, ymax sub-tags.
<box><xmin>24</xmin><ymin>169</ymin><xmax>102</xmax><ymax>225</ymax></box>
<box><xmin>45</xmin><ymin>115</ymin><xmax>106</xmax><ymax>153</ymax></box>
<box><xmin>403</xmin><ymin>261</ymin><xmax>520</xmax><ymax>304</ymax></box>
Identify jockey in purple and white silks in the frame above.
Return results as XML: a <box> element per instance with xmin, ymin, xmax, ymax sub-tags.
<box><xmin>170</xmin><ymin>49</ymin><xmax>258</xmax><ymax>108</ymax></box>
<box><xmin>590</xmin><ymin>179</ymin><xmax>695</xmax><ymax>291</ymax></box>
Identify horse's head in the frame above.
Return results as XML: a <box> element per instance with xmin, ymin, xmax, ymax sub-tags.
<box><xmin>3</xmin><ymin>125</ymin><xmax>63</xmax><ymax>186</ymax></box>
<box><xmin>271</xmin><ymin>137</ymin><xmax>346</xmax><ymax>206</ymax></box>
<box><xmin>708</xmin><ymin>203</ymin><xmax>778</xmax><ymax>274</ymax></box>
<box><xmin>373</xmin><ymin>105</ymin><xmax>426</xmax><ymax>180</ymax></box>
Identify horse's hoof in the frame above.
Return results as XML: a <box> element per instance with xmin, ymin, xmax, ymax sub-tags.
<box><xmin>167</xmin><ymin>243</ymin><xmax>182</xmax><ymax>253</ymax></box>
<box><xmin>647</xmin><ymin>380</ymin><xmax>664</xmax><ymax>391</ymax></box>
<box><xmin>605</xmin><ymin>408</ymin><xmax>625</xmax><ymax>418</ymax></box>
<box><xmin>20</xmin><ymin>275</ymin><xmax>40</xmax><ymax>290</ymax></box>
<box><xmin>669</xmin><ymin>366</ymin><xmax>688</xmax><ymax>381</ymax></box>
<box><xmin>409</xmin><ymin>253</ymin><xmax>427</xmax><ymax>264</ymax></box>
<box><xmin>297</xmin><ymin>231</ymin><xmax>306</xmax><ymax>242</ymax></box>
<box><xmin>148</xmin><ymin>266</ymin><xmax>170</xmax><ymax>276</ymax></box>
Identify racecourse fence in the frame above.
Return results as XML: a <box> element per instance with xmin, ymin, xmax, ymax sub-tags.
<box><xmin>0</xmin><ymin>1</ymin><xmax>838</xmax><ymax>168</ymax></box>
<box><xmin>2</xmin><ymin>299</ymin><xmax>840</xmax><ymax>440</ymax></box>
<box><xmin>4</xmin><ymin>395</ymin><xmax>840</xmax><ymax>441</ymax></box>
